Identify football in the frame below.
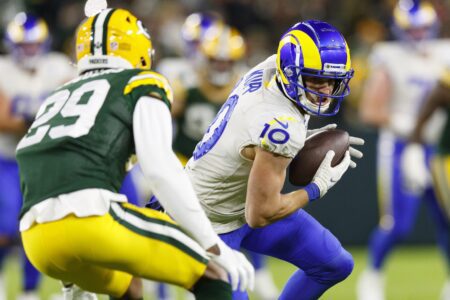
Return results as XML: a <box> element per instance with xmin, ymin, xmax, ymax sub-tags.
<box><xmin>289</xmin><ymin>129</ymin><xmax>350</xmax><ymax>186</ymax></box>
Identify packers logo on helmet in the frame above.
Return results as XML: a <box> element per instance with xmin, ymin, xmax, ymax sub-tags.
<box><xmin>76</xmin><ymin>8</ymin><xmax>153</xmax><ymax>73</ymax></box>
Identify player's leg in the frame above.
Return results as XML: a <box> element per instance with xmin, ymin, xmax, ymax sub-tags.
<box><xmin>121</xmin><ymin>169</ymin><xmax>175</xmax><ymax>300</ymax></box>
<box><xmin>0</xmin><ymin>156</ymin><xmax>18</xmax><ymax>300</ymax></box>
<box><xmin>429</xmin><ymin>154</ymin><xmax>450</xmax><ymax>300</ymax></box>
<box><xmin>358</xmin><ymin>136</ymin><xmax>422</xmax><ymax>300</ymax></box>
<box><xmin>240</xmin><ymin>209</ymin><xmax>353</xmax><ymax>300</ymax></box>
<box><xmin>370</xmin><ymin>137</ymin><xmax>422</xmax><ymax>268</ymax></box>
<box><xmin>0</xmin><ymin>157</ymin><xmax>41</xmax><ymax>299</ymax></box>
<box><xmin>21</xmin><ymin>202</ymin><xmax>232</xmax><ymax>299</ymax></box>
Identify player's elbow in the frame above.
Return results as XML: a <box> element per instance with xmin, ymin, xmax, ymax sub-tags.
<box><xmin>246</xmin><ymin>214</ymin><xmax>270</xmax><ymax>228</ymax></box>
<box><xmin>245</xmin><ymin>204</ymin><xmax>273</xmax><ymax>228</ymax></box>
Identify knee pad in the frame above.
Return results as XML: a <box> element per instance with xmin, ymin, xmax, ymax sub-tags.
<box><xmin>308</xmin><ymin>249</ymin><xmax>354</xmax><ymax>285</ymax></box>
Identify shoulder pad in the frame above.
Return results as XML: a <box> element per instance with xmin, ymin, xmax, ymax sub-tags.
<box><xmin>124</xmin><ymin>71</ymin><xmax>174</xmax><ymax>104</ymax></box>
<box><xmin>441</xmin><ymin>69</ymin><xmax>450</xmax><ymax>88</ymax></box>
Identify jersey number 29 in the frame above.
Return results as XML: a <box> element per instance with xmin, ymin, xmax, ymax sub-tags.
<box><xmin>17</xmin><ymin>79</ymin><xmax>110</xmax><ymax>150</ymax></box>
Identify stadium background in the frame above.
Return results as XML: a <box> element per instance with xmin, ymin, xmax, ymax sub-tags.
<box><xmin>0</xmin><ymin>0</ymin><xmax>449</xmax><ymax>299</ymax></box>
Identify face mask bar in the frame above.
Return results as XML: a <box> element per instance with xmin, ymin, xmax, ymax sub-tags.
<box><xmin>283</xmin><ymin>65</ymin><xmax>353</xmax><ymax>116</ymax></box>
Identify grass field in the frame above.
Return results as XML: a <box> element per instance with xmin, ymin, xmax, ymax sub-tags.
<box><xmin>3</xmin><ymin>246</ymin><xmax>447</xmax><ymax>300</ymax></box>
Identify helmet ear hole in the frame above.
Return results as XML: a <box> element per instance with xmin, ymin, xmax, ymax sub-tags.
<box><xmin>140</xmin><ymin>57</ymin><xmax>147</xmax><ymax>67</ymax></box>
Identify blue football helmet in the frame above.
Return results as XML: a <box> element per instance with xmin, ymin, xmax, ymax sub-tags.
<box><xmin>392</xmin><ymin>0</ymin><xmax>439</xmax><ymax>41</ymax></box>
<box><xmin>4</xmin><ymin>12</ymin><xmax>50</xmax><ymax>68</ymax></box>
<box><xmin>276</xmin><ymin>20</ymin><xmax>353</xmax><ymax>116</ymax></box>
<box><xmin>181</xmin><ymin>12</ymin><xmax>222</xmax><ymax>58</ymax></box>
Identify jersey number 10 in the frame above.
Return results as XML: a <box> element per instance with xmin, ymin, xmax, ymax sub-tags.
<box><xmin>17</xmin><ymin>79</ymin><xmax>110</xmax><ymax>150</ymax></box>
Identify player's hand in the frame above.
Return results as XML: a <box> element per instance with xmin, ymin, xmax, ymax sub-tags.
<box><xmin>306</xmin><ymin>123</ymin><xmax>337</xmax><ymax>139</ymax></box>
<box><xmin>349</xmin><ymin>135</ymin><xmax>365</xmax><ymax>168</ymax></box>
<box><xmin>206</xmin><ymin>239</ymin><xmax>255</xmax><ymax>292</ymax></box>
<box><xmin>401</xmin><ymin>143</ymin><xmax>429</xmax><ymax>194</ymax></box>
<box><xmin>312</xmin><ymin>150</ymin><xmax>351</xmax><ymax>197</ymax></box>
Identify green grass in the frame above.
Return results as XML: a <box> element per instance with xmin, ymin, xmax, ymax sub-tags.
<box><xmin>3</xmin><ymin>246</ymin><xmax>447</xmax><ymax>300</ymax></box>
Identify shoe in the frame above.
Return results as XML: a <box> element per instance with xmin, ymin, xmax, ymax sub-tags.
<box><xmin>58</xmin><ymin>284</ymin><xmax>97</xmax><ymax>300</ymax></box>
<box><xmin>254</xmin><ymin>269</ymin><xmax>278</xmax><ymax>300</ymax></box>
<box><xmin>441</xmin><ymin>279</ymin><xmax>450</xmax><ymax>300</ymax></box>
<box><xmin>0</xmin><ymin>275</ymin><xmax>6</xmax><ymax>300</ymax></box>
<box><xmin>356</xmin><ymin>268</ymin><xmax>385</xmax><ymax>300</ymax></box>
<box><xmin>16</xmin><ymin>292</ymin><xmax>39</xmax><ymax>300</ymax></box>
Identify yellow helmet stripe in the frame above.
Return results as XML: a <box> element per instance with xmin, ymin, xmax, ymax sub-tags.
<box><xmin>345</xmin><ymin>42</ymin><xmax>351</xmax><ymax>71</ymax></box>
<box><xmin>289</xmin><ymin>30</ymin><xmax>322</xmax><ymax>70</ymax></box>
<box><xmin>92</xmin><ymin>8</ymin><xmax>113</xmax><ymax>55</ymax></box>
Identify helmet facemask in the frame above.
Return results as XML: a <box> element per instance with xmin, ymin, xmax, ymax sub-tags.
<box><xmin>280</xmin><ymin>65</ymin><xmax>353</xmax><ymax>116</ymax></box>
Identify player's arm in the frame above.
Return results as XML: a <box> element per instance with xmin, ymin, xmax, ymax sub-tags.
<box><xmin>0</xmin><ymin>90</ymin><xmax>28</xmax><ymax>135</ymax></box>
<box><xmin>133</xmin><ymin>96</ymin><xmax>220</xmax><ymax>250</ymax></box>
<box><xmin>245</xmin><ymin>146</ymin><xmax>351</xmax><ymax>228</ymax></box>
<box><xmin>410</xmin><ymin>80</ymin><xmax>450</xmax><ymax>143</ymax></box>
<box><xmin>358</xmin><ymin>67</ymin><xmax>391</xmax><ymax>127</ymax></box>
<box><xmin>245</xmin><ymin>147</ymin><xmax>308</xmax><ymax>227</ymax></box>
<box><xmin>133</xmin><ymin>96</ymin><xmax>254</xmax><ymax>291</ymax></box>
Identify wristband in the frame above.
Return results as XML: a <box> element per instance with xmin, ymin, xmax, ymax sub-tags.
<box><xmin>303</xmin><ymin>182</ymin><xmax>320</xmax><ymax>202</ymax></box>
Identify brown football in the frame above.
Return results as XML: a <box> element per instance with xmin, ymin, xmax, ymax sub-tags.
<box><xmin>289</xmin><ymin>129</ymin><xmax>350</xmax><ymax>186</ymax></box>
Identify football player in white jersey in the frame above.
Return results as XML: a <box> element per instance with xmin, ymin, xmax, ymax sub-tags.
<box><xmin>184</xmin><ymin>20</ymin><xmax>364</xmax><ymax>300</ymax></box>
<box><xmin>0</xmin><ymin>12</ymin><xmax>76</xmax><ymax>300</ymax></box>
<box><xmin>157</xmin><ymin>12</ymin><xmax>222</xmax><ymax>118</ymax></box>
<box><xmin>357</xmin><ymin>1</ymin><xmax>450</xmax><ymax>299</ymax></box>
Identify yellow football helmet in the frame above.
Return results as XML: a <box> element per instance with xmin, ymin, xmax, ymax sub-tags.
<box><xmin>198</xmin><ymin>25</ymin><xmax>246</xmax><ymax>86</ymax></box>
<box><xmin>200</xmin><ymin>25</ymin><xmax>245</xmax><ymax>61</ymax></box>
<box><xmin>76</xmin><ymin>8</ymin><xmax>153</xmax><ymax>73</ymax></box>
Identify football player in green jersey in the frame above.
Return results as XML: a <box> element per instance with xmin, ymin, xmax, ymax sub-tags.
<box><xmin>15</xmin><ymin>1</ymin><xmax>254</xmax><ymax>299</ymax></box>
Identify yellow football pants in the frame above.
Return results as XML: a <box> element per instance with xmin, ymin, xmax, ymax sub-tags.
<box><xmin>21</xmin><ymin>202</ymin><xmax>208</xmax><ymax>297</ymax></box>
<box><xmin>432</xmin><ymin>154</ymin><xmax>450</xmax><ymax>220</ymax></box>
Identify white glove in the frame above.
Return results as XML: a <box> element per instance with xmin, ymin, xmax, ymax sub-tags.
<box><xmin>206</xmin><ymin>239</ymin><xmax>255</xmax><ymax>292</ymax></box>
<box><xmin>401</xmin><ymin>143</ymin><xmax>429</xmax><ymax>194</ymax></box>
<box><xmin>312</xmin><ymin>150</ymin><xmax>351</xmax><ymax>198</ymax></box>
<box><xmin>349</xmin><ymin>135</ymin><xmax>365</xmax><ymax>168</ymax></box>
<box><xmin>306</xmin><ymin>123</ymin><xmax>337</xmax><ymax>139</ymax></box>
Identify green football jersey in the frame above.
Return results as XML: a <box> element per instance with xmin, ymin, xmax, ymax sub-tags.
<box><xmin>173</xmin><ymin>87</ymin><xmax>223</xmax><ymax>159</ymax></box>
<box><xmin>438</xmin><ymin>106</ymin><xmax>450</xmax><ymax>155</ymax></box>
<box><xmin>16</xmin><ymin>68</ymin><xmax>173</xmax><ymax>216</ymax></box>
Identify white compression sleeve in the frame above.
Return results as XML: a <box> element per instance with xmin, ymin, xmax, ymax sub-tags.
<box><xmin>133</xmin><ymin>96</ymin><xmax>219</xmax><ymax>249</ymax></box>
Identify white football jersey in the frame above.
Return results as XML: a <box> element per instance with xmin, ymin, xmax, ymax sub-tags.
<box><xmin>186</xmin><ymin>55</ymin><xmax>309</xmax><ymax>233</ymax></box>
<box><xmin>0</xmin><ymin>53</ymin><xmax>76</xmax><ymax>158</ymax></box>
<box><xmin>369</xmin><ymin>39</ymin><xmax>450</xmax><ymax>144</ymax></box>
<box><xmin>156</xmin><ymin>57</ymin><xmax>197</xmax><ymax>90</ymax></box>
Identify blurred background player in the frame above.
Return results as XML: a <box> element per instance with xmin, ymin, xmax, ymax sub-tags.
<box><xmin>0</xmin><ymin>12</ymin><xmax>76</xmax><ymax>300</ymax></box>
<box><xmin>404</xmin><ymin>67</ymin><xmax>450</xmax><ymax>299</ymax></box>
<box><xmin>357</xmin><ymin>1</ymin><xmax>450</xmax><ymax>299</ymax></box>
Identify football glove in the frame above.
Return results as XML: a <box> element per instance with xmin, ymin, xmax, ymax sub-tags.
<box><xmin>206</xmin><ymin>239</ymin><xmax>255</xmax><ymax>292</ymax></box>
<box><xmin>312</xmin><ymin>150</ymin><xmax>351</xmax><ymax>198</ymax></box>
<box><xmin>349</xmin><ymin>135</ymin><xmax>365</xmax><ymax>168</ymax></box>
<box><xmin>401</xmin><ymin>143</ymin><xmax>429</xmax><ymax>194</ymax></box>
